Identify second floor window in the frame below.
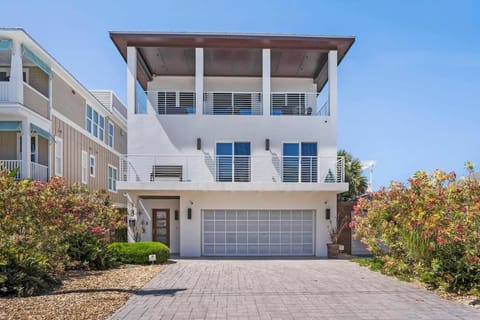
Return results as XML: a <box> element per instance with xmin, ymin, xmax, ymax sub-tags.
<box><xmin>86</xmin><ymin>105</ymin><xmax>105</xmax><ymax>142</ymax></box>
<box><xmin>108</xmin><ymin>121</ymin><xmax>114</xmax><ymax>147</ymax></box>
<box><xmin>216</xmin><ymin>142</ymin><xmax>251</xmax><ymax>182</ymax></box>
<box><xmin>282</xmin><ymin>142</ymin><xmax>317</xmax><ymax>183</ymax></box>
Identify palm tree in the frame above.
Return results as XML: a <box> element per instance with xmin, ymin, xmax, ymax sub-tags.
<box><xmin>337</xmin><ymin>149</ymin><xmax>368</xmax><ymax>201</ymax></box>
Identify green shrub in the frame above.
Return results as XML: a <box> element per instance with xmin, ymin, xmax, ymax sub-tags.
<box><xmin>111</xmin><ymin>226</ymin><xmax>128</xmax><ymax>243</ymax></box>
<box><xmin>0</xmin><ymin>249</ymin><xmax>59</xmax><ymax>297</ymax></box>
<box><xmin>109</xmin><ymin>242</ymin><xmax>169</xmax><ymax>264</ymax></box>
<box><xmin>65</xmin><ymin>233</ymin><xmax>117</xmax><ymax>270</ymax></box>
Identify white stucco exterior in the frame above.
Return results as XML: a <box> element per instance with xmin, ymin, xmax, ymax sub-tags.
<box><xmin>119</xmin><ymin>33</ymin><xmax>352</xmax><ymax>257</ymax></box>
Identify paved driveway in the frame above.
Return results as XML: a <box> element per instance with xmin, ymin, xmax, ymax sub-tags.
<box><xmin>110</xmin><ymin>259</ymin><xmax>480</xmax><ymax>320</ymax></box>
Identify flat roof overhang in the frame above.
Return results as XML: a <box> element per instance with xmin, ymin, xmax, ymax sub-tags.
<box><xmin>109</xmin><ymin>32</ymin><xmax>355</xmax><ymax>91</ymax></box>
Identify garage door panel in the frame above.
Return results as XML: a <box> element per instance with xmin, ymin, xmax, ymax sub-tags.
<box><xmin>202</xmin><ymin>209</ymin><xmax>315</xmax><ymax>256</ymax></box>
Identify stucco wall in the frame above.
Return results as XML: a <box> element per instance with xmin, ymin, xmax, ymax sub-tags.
<box><xmin>127</xmin><ymin>191</ymin><xmax>338</xmax><ymax>257</ymax></box>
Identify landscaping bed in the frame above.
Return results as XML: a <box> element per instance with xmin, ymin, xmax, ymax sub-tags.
<box><xmin>0</xmin><ymin>264</ymin><xmax>166</xmax><ymax>320</ymax></box>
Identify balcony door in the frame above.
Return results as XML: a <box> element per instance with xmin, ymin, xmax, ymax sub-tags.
<box><xmin>282</xmin><ymin>142</ymin><xmax>317</xmax><ymax>182</ymax></box>
<box><xmin>216</xmin><ymin>142</ymin><xmax>251</xmax><ymax>182</ymax></box>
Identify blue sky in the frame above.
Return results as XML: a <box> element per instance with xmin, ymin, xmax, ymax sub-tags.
<box><xmin>2</xmin><ymin>0</ymin><xmax>479</xmax><ymax>189</ymax></box>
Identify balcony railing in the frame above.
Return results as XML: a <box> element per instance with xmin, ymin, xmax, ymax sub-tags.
<box><xmin>0</xmin><ymin>160</ymin><xmax>22</xmax><ymax>179</ymax></box>
<box><xmin>203</xmin><ymin>92</ymin><xmax>262</xmax><ymax>115</ymax></box>
<box><xmin>31</xmin><ymin>162</ymin><xmax>48</xmax><ymax>181</ymax></box>
<box><xmin>271</xmin><ymin>92</ymin><xmax>329</xmax><ymax>116</ymax></box>
<box><xmin>119</xmin><ymin>154</ymin><xmax>344</xmax><ymax>184</ymax></box>
<box><xmin>147</xmin><ymin>91</ymin><xmax>196</xmax><ymax>115</ymax></box>
<box><xmin>0</xmin><ymin>82</ymin><xmax>9</xmax><ymax>102</ymax></box>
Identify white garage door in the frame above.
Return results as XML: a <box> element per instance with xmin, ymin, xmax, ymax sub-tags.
<box><xmin>202</xmin><ymin>209</ymin><xmax>315</xmax><ymax>256</ymax></box>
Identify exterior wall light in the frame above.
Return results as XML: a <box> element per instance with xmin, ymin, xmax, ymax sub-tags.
<box><xmin>175</xmin><ymin>210</ymin><xmax>179</xmax><ymax>220</ymax></box>
<box><xmin>325</xmin><ymin>208</ymin><xmax>331</xmax><ymax>220</ymax></box>
<box><xmin>265</xmin><ymin>138</ymin><xmax>270</xmax><ymax>151</ymax></box>
<box><xmin>187</xmin><ymin>208</ymin><xmax>192</xmax><ymax>219</ymax></box>
<box><xmin>197</xmin><ymin>138</ymin><xmax>201</xmax><ymax>150</ymax></box>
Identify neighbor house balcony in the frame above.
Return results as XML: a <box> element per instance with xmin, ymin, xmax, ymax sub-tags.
<box><xmin>118</xmin><ymin>154</ymin><xmax>347</xmax><ymax>192</ymax></box>
<box><xmin>0</xmin><ymin>160</ymin><xmax>48</xmax><ymax>181</ymax></box>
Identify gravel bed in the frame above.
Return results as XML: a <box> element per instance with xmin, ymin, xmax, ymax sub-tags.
<box><xmin>0</xmin><ymin>264</ymin><xmax>167</xmax><ymax>320</ymax></box>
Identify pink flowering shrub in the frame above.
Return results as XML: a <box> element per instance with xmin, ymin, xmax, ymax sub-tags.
<box><xmin>353</xmin><ymin>170</ymin><xmax>480</xmax><ymax>293</ymax></box>
<box><xmin>0</xmin><ymin>169</ymin><xmax>124</xmax><ymax>296</ymax></box>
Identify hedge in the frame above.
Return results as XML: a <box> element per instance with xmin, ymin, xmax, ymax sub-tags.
<box><xmin>109</xmin><ymin>242</ymin><xmax>169</xmax><ymax>264</ymax></box>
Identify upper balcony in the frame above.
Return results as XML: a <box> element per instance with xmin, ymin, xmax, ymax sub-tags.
<box><xmin>118</xmin><ymin>154</ymin><xmax>347</xmax><ymax>192</ymax></box>
<box><xmin>111</xmin><ymin>32</ymin><xmax>355</xmax><ymax>119</ymax></box>
<box><xmin>0</xmin><ymin>38</ymin><xmax>52</xmax><ymax>119</ymax></box>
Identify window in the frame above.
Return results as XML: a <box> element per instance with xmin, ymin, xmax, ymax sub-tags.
<box><xmin>216</xmin><ymin>142</ymin><xmax>251</xmax><ymax>182</ymax></box>
<box><xmin>99</xmin><ymin>116</ymin><xmax>104</xmax><ymax>142</ymax></box>
<box><xmin>108</xmin><ymin>121</ymin><xmax>114</xmax><ymax>147</ymax></box>
<box><xmin>86</xmin><ymin>105</ymin><xmax>92</xmax><ymax>132</ymax></box>
<box><xmin>86</xmin><ymin>105</ymin><xmax>105</xmax><ymax>143</ymax></box>
<box><xmin>81</xmin><ymin>150</ymin><xmax>88</xmax><ymax>184</ymax></box>
<box><xmin>89</xmin><ymin>155</ymin><xmax>96</xmax><ymax>177</ymax></box>
<box><xmin>54</xmin><ymin>137</ymin><xmax>63</xmax><ymax>177</ymax></box>
<box><xmin>108</xmin><ymin>165</ymin><xmax>117</xmax><ymax>192</ymax></box>
<box><xmin>282</xmin><ymin>142</ymin><xmax>317</xmax><ymax>182</ymax></box>
<box><xmin>30</xmin><ymin>136</ymin><xmax>37</xmax><ymax>162</ymax></box>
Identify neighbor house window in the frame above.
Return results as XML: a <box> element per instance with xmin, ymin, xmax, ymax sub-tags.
<box><xmin>89</xmin><ymin>155</ymin><xmax>96</xmax><ymax>177</ymax></box>
<box><xmin>108</xmin><ymin>165</ymin><xmax>117</xmax><ymax>192</ymax></box>
<box><xmin>108</xmin><ymin>121</ymin><xmax>114</xmax><ymax>147</ymax></box>
<box><xmin>81</xmin><ymin>150</ymin><xmax>88</xmax><ymax>184</ymax></box>
<box><xmin>86</xmin><ymin>105</ymin><xmax>105</xmax><ymax>143</ymax></box>
<box><xmin>54</xmin><ymin>137</ymin><xmax>63</xmax><ymax>177</ymax></box>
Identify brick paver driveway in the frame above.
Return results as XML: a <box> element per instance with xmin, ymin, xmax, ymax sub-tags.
<box><xmin>110</xmin><ymin>259</ymin><xmax>480</xmax><ymax>320</ymax></box>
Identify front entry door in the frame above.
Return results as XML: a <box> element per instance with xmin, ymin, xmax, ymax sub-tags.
<box><xmin>152</xmin><ymin>209</ymin><xmax>170</xmax><ymax>247</ymax></box>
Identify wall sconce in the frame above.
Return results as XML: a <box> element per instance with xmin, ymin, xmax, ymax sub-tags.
<box><xmin>175</xmin><ymin>210</ymin><xmax>179</xmax><ymax>220</ymax></box>
<box><xmin>196</xmin><ymin>138</ymin><xmax>201</xmax><ymax>150</ymax></box>
<box><xmin>187</xmin><ymin>208</ymin><xmax>192</xmax><ymax>220</ymax></box>
<box><xmin>325</xmin><ymin>208</ymin><xmax>331</xmax><ymax>220</ymax></box>
<box><xmin>265</xmin><ymin>138</ymin><xmax>270</xmax><ymax>151</ymax></box>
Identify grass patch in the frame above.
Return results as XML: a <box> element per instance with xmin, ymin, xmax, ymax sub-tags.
<box><xmin>352</xmin><ymin>257</ymin><xmax>383</xmax><ymax>271</ymax></box>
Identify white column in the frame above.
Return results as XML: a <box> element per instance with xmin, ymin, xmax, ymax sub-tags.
<box><xmin>126</xmin><ymin>47</ymin><xmax>137</xmax><ymax>116</ymax></box>
<box><xmin>21</xmin><ymin>120</ymin><xmax>31</xmax><ymax>179</ymax></box>
<box><xmin>195</xmin><ymin>48</ymin><xmax>204</xmax><ymax>115</ymax></box>
<box><xmin>10</xmin><ymin>39</ymin><xmax>23</xmax><ymax>104</ymax></box>
<box><xmin>328</xmin><ymin>50</ymin><xmax>338</xmax><ymax>119</ymax></box>
<box><xmin>262</xmin><ymin>49</ymin><xmax>271</xmax><ymax>116</ymax></box>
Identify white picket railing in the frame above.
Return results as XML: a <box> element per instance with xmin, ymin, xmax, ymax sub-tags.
<box><xmin>120</xmin><ymin>154</ymin><xmax>344</xmax><ymax>184</ymax></box>
<box><xmin>203</xmin><ymin>92</ymin><xmax>262</xmax><ymax>115</ymax></box>
<box><xmin>0</xmin><ymin>160</ymin><xmax>22</xmax><ymax>179</ymax></box>
<box><xmin>31</xmin><ymin>162</ymin><xmax>48</xmax><ymax>181</ymax></box>
<box><xmin>0</xmin><ymin>82</ymin><xmax>9</xmax><ymax>102</ymax></box>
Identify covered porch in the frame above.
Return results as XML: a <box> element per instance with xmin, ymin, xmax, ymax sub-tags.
<box><xmin>0</xmin><ymin>120</ymin><xmax>51</xmax><ymax>181</ymax></box>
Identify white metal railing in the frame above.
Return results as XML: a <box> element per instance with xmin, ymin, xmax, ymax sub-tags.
<box><xmin>146</xmin><ymin>91</ymin><xmax>196</xmax><ymax>115</ymax></box>
<box><xmin>270</xmin><ymin>92</ymin><xmax>329</xmax><ymax>116</ymax></box>
<box><xmin>31</xmin><ymin>162</ymin><xmax>48</xmax><ymax>181</ymax></box>
<box><xmin>119</xmin><ymin>154</ymin><xmax>344</xmax><ymax>184</ymax></box>
<box><xmin>203</xmin><ymin>92</ymin><xmax>262</xmax><ymax>115</ymax></box>
<box><xmin>0</xmin><ymin>82</ymin><xmax>9</xmax><ymax>102</ymax></box>
<box><xmin>0</xmin><ymin>160</ymin><xmax>22</xmax><ymax>179</ymax></box>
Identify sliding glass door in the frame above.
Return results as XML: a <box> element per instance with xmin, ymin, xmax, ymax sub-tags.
<box><xmin>282</xmin><ymin>142</ymin><xmax>317</xmax><ymax>182</ymax></box>
<box><xmin>216</xmin><ymin>142</ymin><xmax>251</xmax><ymax>182</ymax></box>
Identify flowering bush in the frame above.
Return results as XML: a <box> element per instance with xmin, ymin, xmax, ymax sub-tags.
<box><xmin>0</xmin><ymin>169</ymin><xmax>124</xmax><ymax>296</ymax></box>
<box><xmin>352</xmin><ymin>169</ymin><xmax>480</xmax><ymax>293</ymax></box>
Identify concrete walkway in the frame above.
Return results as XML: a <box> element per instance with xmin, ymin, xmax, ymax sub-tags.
<box><xmin>110</xmin><ymin>259</ymin><xmax>480</xmax><ymax>320</ymax></box>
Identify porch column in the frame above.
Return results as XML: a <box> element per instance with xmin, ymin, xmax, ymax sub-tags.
<box><xmin>21</xmin><ymin>120</ymin><xmax>31</xmax><ymax>179</ymax></box>
<box><xmin>10</xmin><ymin>39</ymin><xmax>23</xmax><ymax>104</ymax></box>
<box><xmin>262</xmin><ymin>49</ymin><xmax>271</xmax><ymax>116</ymax></box>
<box><xmin>195</xmin><ymin>48</ymin><xmax>204</xmax><ymax>115</ymax></box>
<box><xmin>126</xmin><ymin>46</ymin><xmax>137</xmax><ymax>116</ymax></box>
<box><xmin>328</xmin><ymin>50</ymin><xmax>338</xmax><ymax>119</ymax></box>
<box><xmin>48</xmin><ymin>77</ymin><xmax>53</xmax><ymax>179</ymax></box>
